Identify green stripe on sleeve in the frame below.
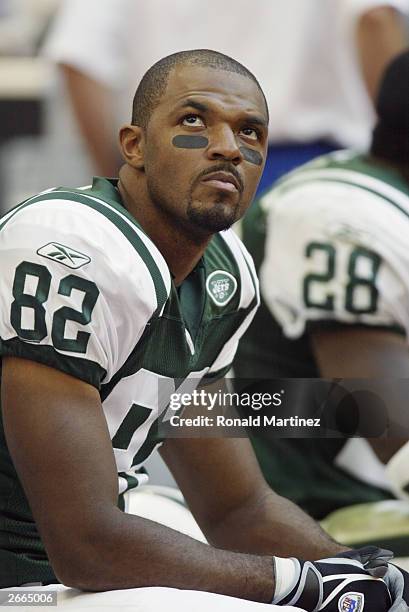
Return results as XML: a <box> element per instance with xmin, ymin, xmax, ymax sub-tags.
<box><xmin>0</xmin><ymin>337</ymin><xmax>106</xmax><ymax>389</ymax></box>
<box><xmin>277</xmin><ymin>176</ymin><xmax>409</xmax><ymax>221</ymax></box>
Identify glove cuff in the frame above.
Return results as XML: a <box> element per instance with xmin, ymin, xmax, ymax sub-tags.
<box><xmin>272</xmin><ymin>556</ymin><xmax>300</xmax><ymax>603</ymax></box>
<box><xmin>272</xmin><ymin>557</ymin><xmax>323</xmax><ymax>610</ymax></box>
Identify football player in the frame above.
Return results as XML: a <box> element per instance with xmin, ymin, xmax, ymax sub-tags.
<box><xmin>0</xmin><ymin>50</ymin><xmax>406</xmax><ymax>610</ymax></box>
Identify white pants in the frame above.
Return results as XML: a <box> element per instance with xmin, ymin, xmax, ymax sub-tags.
<box><xmin>1</xmin><ymin>584</ymin><xmax>304</xmax><ymax>611</ymax></box>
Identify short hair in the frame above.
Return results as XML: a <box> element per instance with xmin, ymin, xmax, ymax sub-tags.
<box><xmin>370</xmin><ymin>48</ymin><xmax>409</xmax><ymax>164</ymax></box>
<box><xmin>131</xmin><ymin>49</ymin><xmax>268</xmax><ymax>128</ymax></box>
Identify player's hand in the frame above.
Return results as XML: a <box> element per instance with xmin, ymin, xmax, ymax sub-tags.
<box><xmin>334</xmin><ymin>546</ymin><xmax>394</xmax><ymax>577</ymax></box>
<box><xmin>272</xmin><ymin>546</ymin><xmax>392</xmax><ymax>610</ymax></box>
<box><xmin>382</xmin><ymin>563</ymin><xmax>409</xmax><ymax>611</ymax></box>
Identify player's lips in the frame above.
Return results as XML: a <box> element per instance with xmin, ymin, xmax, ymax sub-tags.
<box><xmin>200</xmin><ymin>172</ymin><xmax>241</xmax><ymax>193</ymax></box>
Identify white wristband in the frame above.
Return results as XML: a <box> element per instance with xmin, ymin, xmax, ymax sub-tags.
<box><xmin>272</xmin><ymin>556</ymin><xmax>301</xmax><ymax>603</ymax></box>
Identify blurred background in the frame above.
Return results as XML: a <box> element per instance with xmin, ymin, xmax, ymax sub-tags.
<box><xmin>1</xmin><ymin>0</ymin><xmax>408</xmax><ymax>213</ymax></box>
<box><xmin>0</xmin><ymin>0</ymin><xmax>92</xmax><ymax>212</ymax></box>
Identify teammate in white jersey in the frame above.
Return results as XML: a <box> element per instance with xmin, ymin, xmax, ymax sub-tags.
<box><xmin>0</xmin><ymin>50</ymin><xmax>405</xmax><ymax>611</ymax></box>
<box><xmin>235</xmin><ymin>50</ymin><xmax>409</xmax><ymax>609</ymax></box>
<box><xmin>259</xmin><ymin>50</ymin><xmax>409</xmax><ymax>469</ymax></box>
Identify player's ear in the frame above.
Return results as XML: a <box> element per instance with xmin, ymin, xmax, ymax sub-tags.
<box><xmin>119</xmin><ymin>124</ymin><xmax>145</xmax><ymax>170</ymax></box>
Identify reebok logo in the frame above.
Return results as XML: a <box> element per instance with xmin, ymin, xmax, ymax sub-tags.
<box><xmin>37</xmin><ymin>242</ymin><xmax>91</xmax><ymax>269</ymax></box>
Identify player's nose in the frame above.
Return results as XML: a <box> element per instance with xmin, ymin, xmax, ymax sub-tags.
<box><xmin>207</xmin><ymin>125</ymin><xmax>243</xmax><ymax>165</ymax></box>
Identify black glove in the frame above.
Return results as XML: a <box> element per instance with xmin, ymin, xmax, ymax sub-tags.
<box><xmin>335</xmin><ymin>546</ymin><xmax>394</xmax><ymax>577</ymax></box>
<box><xmin>382</xmin><ymin>563</ymin><xmax>409</xmax><ymax>611</ymax></box>
<box><xmin>272</xmin><ymin>546</ymin><xmax>392</xmax><ymax>611</ymax></box>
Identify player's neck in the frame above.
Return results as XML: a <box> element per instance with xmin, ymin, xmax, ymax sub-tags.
<box><xmin>117</xmin><ymin>171</ymin><xmax>210</xmax><ymax>286</ymax></box>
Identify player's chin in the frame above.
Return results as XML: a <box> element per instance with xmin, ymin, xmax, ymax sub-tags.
<box><xmin>187</xmin><ymin>199</ymin><xmax>240</xmax><ymax>233</ymax></box>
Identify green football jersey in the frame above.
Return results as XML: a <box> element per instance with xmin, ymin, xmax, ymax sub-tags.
<box><xmin>235</xmin><ymin>151</ymin><xmax>409</xmax><ymax>519</ymax></box>
<box><xmin>0</xmin><ymin>177</ymin><xmax>259</xmax><ymax>587</ymax></box>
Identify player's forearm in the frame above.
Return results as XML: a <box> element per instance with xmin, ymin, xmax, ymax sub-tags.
<box><xmin>56</xmin><ymin>506</ymin><xmax>274</xmax><ymax>601</ymax></box>
<box><xmin>356</xmin><ymin>6</ymin><xmax>407</xmax><ymax>101</ymax></box>
<box><xmin>60</xmin><ymin>64</ymin><xmax>120</xmax><ymax>176</ymax></box>
<box><xmin>206</xmin><ymin>487</ymin><xmax>347</xmax><ymax>560</ymax></box>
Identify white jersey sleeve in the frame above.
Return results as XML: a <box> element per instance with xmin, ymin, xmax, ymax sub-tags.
<box><xmin>260</xmin><ymin>172</ymin><xmax>409</xmax><ymax>339</ymax></box>
<box><xmin>0</xmin><ymin>193</ymin><xmax>170</xmax><ymax>388</ymax></box>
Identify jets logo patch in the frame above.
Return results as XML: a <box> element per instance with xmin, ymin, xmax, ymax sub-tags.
<box><xmin>338</xmin><ymin>592</ymin><xmax>364</xmax><ymax>612</ymax></box>
<box><xmin>37</xmin><ymin>242</ymin><xmax>91</xmax><ymax>269</ymax></box>
<box><xmin>206</xmin><ymin>270</ymin><xmax>237</xmax><ymax>307</ymax></box>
